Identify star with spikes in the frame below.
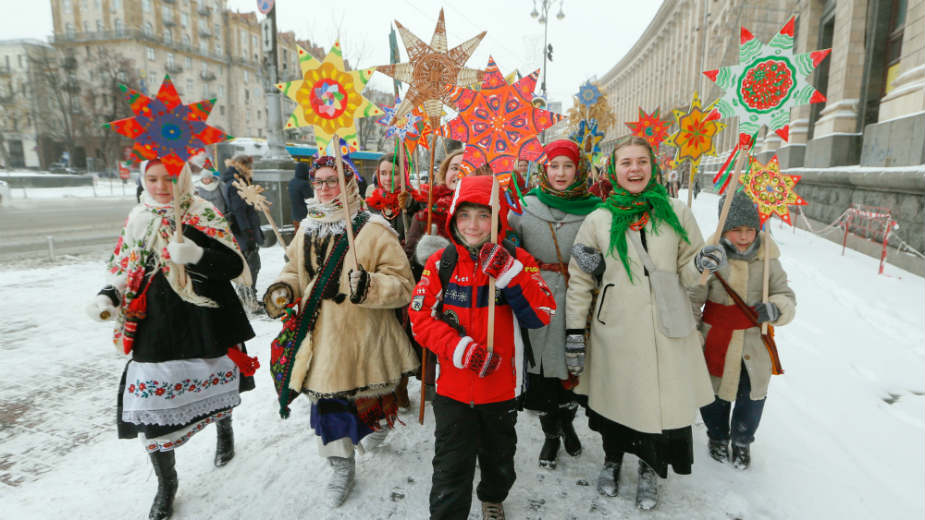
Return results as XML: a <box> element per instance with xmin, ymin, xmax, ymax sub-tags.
<box><xmin>276</xmin><ymin>41</ymin><xmax>383</xmax><ymax>152</ymax></box>
<box><xmin>376</xmin><ymin>96</ymin><xmax>423</xmax><ymax>146</ymax></box>
<box><xmin>625</xmin><ymin>107</ymin><xmax>672</xmax><ymax>151</ymax></box>
<box><xmin>442</xmin><ymin>57</ymin><xmax>563</xmax><ymax>180</ymax></box>
<box><xmin>739</xmin><ymin>155</ymin><xmax>807</xmax><ymax>225</ymax></box>
<box><xmin>569</xmin><ymin>119</ymin><xmax>604</xmax><ymax>164</ymax></box>
<box><xmin>665</xmin><ymin>91</ymin><xmax>726</xmax><ymax>166</ymax></box>
<box><xmin>704</xmin><ymin>16</ymin><xmax>831</xmax><ymax>143</ymax></box>
<box><xmin>376</xmin><ymin>9</ymin><xmax>485</xmax><ymax>127</ymax></box>
<box><xmin>105</xmin><ymin>75</ymin><xmax>229</xmax><ymax>175</ymax></box>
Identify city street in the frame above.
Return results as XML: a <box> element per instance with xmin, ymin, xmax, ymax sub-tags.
<box><xmin>0</xmin><ymin>195</ymin><xmax>135</xmax><ymax>262</ymax></box>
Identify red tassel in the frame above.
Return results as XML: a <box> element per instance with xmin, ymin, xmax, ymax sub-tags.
<box><xmin>227</xmin><ymin>347</ymin><xmax>260</xmax><ymax>377</ymax></box>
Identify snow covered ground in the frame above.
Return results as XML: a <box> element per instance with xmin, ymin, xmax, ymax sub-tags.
<box><xmin>0</xmin><ymin>177</ymin><xmax>136</xmax><ymax>201</ymax></box>
<box><xmin>1</xmin><ymin>191</ymin><xmax>922</xmax><ymax>519</ymax></box>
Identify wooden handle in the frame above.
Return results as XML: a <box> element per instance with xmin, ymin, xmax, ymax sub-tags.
<box><xmin>172</xmin><ymin>175</ymin><xmax>188</xmax><ymax>287</ymax></box>
<box><xmin>697</xmin><ymin>149</ymin><xmax>748</xmax><ymax>285</ymax></box>
<box><xmin>333</xmin><ymin>136</ymin><xmax>360</xmax><ymax>270</ymax></box>
<box><xmin>486</xmin><ymin>175</ymin><xmax>500</xmax><ymax>353</ymax></box>
<box><xmin>761</xmin><ymin>230</ymin><xmax>771</xmax><ymax>334</ymax></box>
<box><xmin>425</xmin><ymin>133</ymin><xmax>437</xmax><ymax>234</ymax></box>
<box><xmin>399</xmin><ymin>140</ymin><xmax>410</xmax><ymax>235</ymax></box>
<box><xmin>687</xmin><ymin>160</ymin><xmax>696</xmax><ymax>207</ymax></box>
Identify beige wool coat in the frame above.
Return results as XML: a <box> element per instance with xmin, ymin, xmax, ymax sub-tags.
<box><xmin>566</xmin><ymin>199</ymin><xmax>714</xmax><ymax>434</ymax></box>
<box><xmin>265</xmin><ymin>214</ymin><xmax>419</xmax><ymax>399</ymax></box>
<box><xmin>689</xmin><ymin>232</ymin><xmax>796</xmax><ymax>402</ymax></box>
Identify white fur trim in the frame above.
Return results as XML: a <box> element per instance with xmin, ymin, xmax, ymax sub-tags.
<box><xmin>494</xmin><ymin>259</ymin><xmax>523</xmax><ymax>289</ymax></box>
<box><xmin>365</xmin><ymin>213</ymin><xmax>399</xmax><ymax>237</ymax></box>
<box><xmin>452</xmin><ymin>336</ymin><xmax>474</xmax><ymax>369</ymax></box>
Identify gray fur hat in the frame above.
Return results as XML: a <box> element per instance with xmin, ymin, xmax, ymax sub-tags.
<box><xmin>719</xmin><ymin>190</ymin><xmax>761</xmax><ymax>233</ymax></box>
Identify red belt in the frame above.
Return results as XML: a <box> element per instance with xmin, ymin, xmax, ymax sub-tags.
<box><xmin>538</xmin><ymin>262</ymin><xmax>567</xmax><ymax>273</ymax></box>
<box><xmin>702</xmin><ymin>301</ymin><xmax>755</xmax><ymax>377</ymax></box>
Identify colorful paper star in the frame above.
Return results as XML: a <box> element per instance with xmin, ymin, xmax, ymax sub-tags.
<box><xmin>704</xmin><ymin>16</ymin><xmax>831</xmax><ymax>142</ymax></box>
<box><xmin>376</xmin><ymin>9</ymin><xmax>485</xmax><ymax>126</ymax></box>
<box><xmin>276</xmin><ymin>41</ymin><xmax>383</xmax><ymax>152</ymax></box>
<box><xmin>577</xmin><ymin>81</ymin><xmax>602</xmax><ymax>107</ymax></box>
<box><xmin>105</xmin><ymin>75</ymin><xmax>230</xmax><ymax>176</ymax></box>
<box><xmin>739</xmin><ymin>155</ymin><xmax>807</xmax><ymax>225</ymax></box>
<box><xmin>665</xmin><ymin>91</ymin><xmax>725</xmax><ymax>165</ymax></box>
<box><xmin>625</xmin><ymin>107</ymin><xmax>672</xmax><ymax>151</ymax></box>
<box><xmin>441</xmin><ymin>57</ymin><xmax>563</xmax><ymax>178</ymax></box>
<box><xmin>569</xmin><ymin>119</ymin><xmax>604</xmax><ymax>164</ymax></box>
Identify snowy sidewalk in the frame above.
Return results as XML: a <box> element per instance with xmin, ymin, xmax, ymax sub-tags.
<box><xmin>0</xmin><ymin>192</ymin><xmax>922</xmax><ymax>519</ymax></box>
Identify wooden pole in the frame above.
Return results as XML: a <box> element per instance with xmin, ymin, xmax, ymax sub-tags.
<box><xmin>486</xmin><ymin>175</ymin><xmax>500</xmax><ymax>353</ymax></box>
<box><xmin>398</xmin><ymin>140</ymin><xmax>410</xmax><ymax>235</ymax></box>
<box><xmin>171</xmin><ymin>166</ymin><xmax>188</xmax><ymax>287</ymax></box>
<box><xmin>698</xmin><ymin>147</ymin><xmax>749</xmax><ymax>285</ymax></box>
<box><xmin>231</xmin><ymin>178</ymin><xmax>287</xmax><ymax>250</ymax></box>
<box><xmin>761</xmin><ymin>229</ymin><xmax>771</xmax><ymax>334</ymax></box>
<box><xmin>332</xmin><ymin>135</ymin><xmax>360</xmax><ymax>269</ymax></box>
<box><xmin>419</xmin><ymin>127</ymin><xmax>439</xmax><ymax>426</ymax></box>
<box><xmin>687</xmin><ymin>159</ymin><xmax>696</xmax><ymax>207</ymax></box>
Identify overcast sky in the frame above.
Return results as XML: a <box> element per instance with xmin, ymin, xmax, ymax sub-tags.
<box><xmin>1</xmin><ymin>0</ymin><xmax>661</xmax><ymax>112</ymax></box>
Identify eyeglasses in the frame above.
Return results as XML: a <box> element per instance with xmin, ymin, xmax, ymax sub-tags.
<box><xmin>311</xmin><ymin>178</ymin><xmax>339</xmax><ymax>189</ymax></box>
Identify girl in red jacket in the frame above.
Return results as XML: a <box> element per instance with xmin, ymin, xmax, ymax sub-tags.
<box><xmin>409</xmin><ymin>174</ymin><xmax>556</xmax><ymax>520</ymax></box>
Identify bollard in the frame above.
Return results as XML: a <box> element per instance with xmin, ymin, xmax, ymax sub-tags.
<box><xmin>47</xmin><ymin>236</ymin><xmax>55</xmax><ymax>261</ymax></box>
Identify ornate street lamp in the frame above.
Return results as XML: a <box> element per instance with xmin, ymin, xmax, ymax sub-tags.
<box><xmin>530</xmin><ymin>0</ymin><xmax>565</xmax><ymax>99</ymax></box>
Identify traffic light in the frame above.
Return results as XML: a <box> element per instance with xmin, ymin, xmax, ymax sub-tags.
<box><xmin>546</xmin><ymin>44</ymin><xmax>553</xmax><ymax>62</ymax></box>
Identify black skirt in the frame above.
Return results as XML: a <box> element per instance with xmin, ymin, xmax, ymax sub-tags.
<box><xmin>587</xmin><ymin>407</ymin><xmax>694</xmax><ymax>478</ymax></box>
<box><xmin>523</xmin><ymin>370</ymin><xmax>578</xmax><ymax>413</ymax></box>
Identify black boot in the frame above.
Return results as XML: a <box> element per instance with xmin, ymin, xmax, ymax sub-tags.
<box><xmin>559</xmin><ymin>404</ymin><xmax>582</xmax><ymax>457</ymax></box>
<box><xmin>597</xmin><ymin>460</ymin><xmax>621</xmax><ymax>497</ymax></box>
<box><xmin>635</xmin><ymin>460</ymin><xmax>658</xmax><ymax>511</ymax></box>
<box><xmin>732</xmin><ymin>443</ymin><xmax>750</xmax><ymax>470</ymax></box>
<box><xmin>214</xmin><ymin>416</ymin><xmax>235</xmax><ymax>467</ymax></box>
<box><xmin>148</xmin><ymin>450</ymin><xmax>178</xmax><ymax>520</ymax></box>
<box><xmin>538</xmin><ymin>413</ymin><xmax>561</xmax><ymax>469</ymax></box>
<box><xmin>708</xmin><ymin>438</ymin><xmax>729</xmax><ymax>463</ymax></box>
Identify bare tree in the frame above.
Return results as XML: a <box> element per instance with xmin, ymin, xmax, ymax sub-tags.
<box><xmin>30</xmin><ymin>47</ymin><xmax>81</xmax><ymax>166</ymax></box>
<box><xmin>77</xmin><ymin>47</ymin><xmax>138</xmax><ymax>173</ymax></box>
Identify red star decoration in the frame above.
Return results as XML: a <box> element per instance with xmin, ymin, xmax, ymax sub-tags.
<box><xmin>625</xmin><ymin>107</ymin><xmax>672</xmax><ymax>151</ymax></box>
<box><xmin>441</xmin><ymin>57</ymin><xmax>563</xmax><ymax>178</ymax></box>
<box><xmin>105</xmin><ymin>75</ymin><xmax>229</xmax><ymax>176</ymax></box>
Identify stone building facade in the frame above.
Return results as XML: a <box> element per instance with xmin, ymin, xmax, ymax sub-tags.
<box><xmin>0</xmin><ymin>40</ymin><xmax>56</xmax><ymax>168</ymax></box>
<box><xmin>597</xmin><ymin>0</ymin><xmax>925</xmax><ymax>273</ymax></box>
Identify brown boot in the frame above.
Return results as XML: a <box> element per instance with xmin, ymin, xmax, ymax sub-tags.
<box><xmin>395</xmin><ymin>375</ymin><xmax>410</xmax><ymax>410</ymax></box>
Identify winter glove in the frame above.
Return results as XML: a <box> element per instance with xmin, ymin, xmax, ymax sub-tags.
<box><xmin>565</xmin><ymin>330</ymin><xmax>586</xmax><ymax>376</ymax></box>
<box><xmin>415</xmin><ymin>231</ymin><xmax>450</xmax><ymax>267</ymax></box>
<box><xmin>571</xmin><ymin>243</ymin><xmax>605</xmax><ymax>278</ymax></box>
<box><xmin>86</xmin><ymin>294</ymin><xmax>117</xmax><ymax>322</ymax></box>
<box><xmin>262</xmin><ymin>284</ymin><xmax>293</xmax><ymax>319</ymax></box>
<box><xmin>479</xmin><ymin>242</ymin><xmax>515</xmax><ymax>280</ymax></box>
<box><xmin>166</xmin><ymin>240</ymin><xmax>204</xmax><ymax>265</ymax></box>
<box><xmin>348</xmin><ymin>267</ymin><xmax>371</xmax><ymax>304</ymax></box>
<box><xmin>694</xmin><ymin>244</ymin><xmax>728</xmax><ymax>273</ymax></box>
<box><xmin>752</xmin><ymin>302</ymin><xmax>781</xmax><ymax>324</ymax></box>
<box><xmin>453</xmin><ymin>338</ymin><xmax>501</xmax><ymax>378</ymax></box>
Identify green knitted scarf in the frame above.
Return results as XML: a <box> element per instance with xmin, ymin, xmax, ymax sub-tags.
<box><xmin>599</xmin><ymin>173</ymin><xmax>689</xmax><ymax>282</ymax></box>
<box><xmin>526</xmin><ymin>162</ymin><xmax>601</xmax><ymax>215</ymax></box>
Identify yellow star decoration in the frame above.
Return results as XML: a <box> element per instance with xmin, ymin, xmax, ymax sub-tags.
<box><xmin>739</xmin><ymin>155</ymin><xmax>807</xmax><ymax>226</ymax></box>
<box><xmin>276</xmin><ymin>41</ymin><xmax>383</xmax><ymax>151</ymax></box>
<box><xmin>665</xmin><ymin>91</ymin><xmax>725</xmax><ymax>167</ymax></box>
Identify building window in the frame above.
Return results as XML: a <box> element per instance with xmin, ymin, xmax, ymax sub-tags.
<box><xmin>181</xmin><ymin>12</ymin><xmax>188</xmax><ymax>27</ymax></box>
<box><xmin>111</xmin><ymin>0</ymin><xmax>120</xmax><ymax>11</ymax></box>
<box><xmin>142</xmin><ymin>0</ymin><xmax>150</xmax><ymax>11</ymax></box>
<box><xmin>201</xmin><ymin>61</ymin><xmax>208</xmax><ymax>74</ymax></box>
<box><xmin>186</xmin><ymin>78</ymin><xmax>193</xmax><ymax>94</ymax></box>
<box><xmin>96</xmin><ymin>20</ymin><xmax>102</xmax><ymax>31</ymax></box>
<box><xmin>200</xmin><ymin>40</ymin><xmax>208</xmax><ymax>54</ymax></box>
<box><xmin>146</xmin><ymin>47</ymin><xmax>155</xmax><ymax>61</ymax></box>
<box><xmin>114</xmin><ymin>18</ymin><xmax>122</xmax><ymax>32</ymax></box>
<box><xmin>243</xmin><ymin>70</ymin><xmax>248</xmax><ymax>82</ymax></box>
<box><xmin>218</xmin><ymin>85</ymin><xmax>223</xmax><ymax>98</ymax></box>
<box><xmin>144</xmin><ymin>22</ymin><xmax>153</xmax><ymax>36</ymax></box>
<box><xmin>63</xmin><ymin>0</ymin><xmax>72</xmax><ymax>13</ymax></box>
<box><xmin>66</xmin><ymin>23</ymin><xmax>75</xmax><ymax>35</ymax></box>
<box><xmin>164</xmin><ymin>29</ymin><xmax>172</xmax><ymax>43</ymax></box>
<box><xmin>883</xmin><ymin>0</ymin><xmax>907</xmax><ymax>95</ymax></box>
<box><xmin>202</xmin><ymin>84</ymin><xmax>208</xmax><ymax>98</ymax></box>
<box><xmin>83</xmin><ymin>21</ymin><xmax>89</xmax><ymax>32</ymax></box>
<box><xmin>185</xmin><ymin>56</ymin><xmax>192</xmax><ymax>68</ymax></box>
<box><xmin>215</xmin><ymin>41</ymin><xmax>222</xmax><ymax>54</ymax></box>
<box><xmin>183</xmin><ymin>33</ymin><xmax>191</xmax><ymax>46</ymax></box>
<box><xmin>219</xmin><ymin>104</ymin><xmax>224</xmax><ymax>115</ymax></box>
<box><xmin>167</xmin><ymin>52</ymin><xmax>174</xmax><ymax>66</ymax></box>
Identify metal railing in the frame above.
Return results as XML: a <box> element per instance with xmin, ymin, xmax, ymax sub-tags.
<box><xmin>165</xmin><ymin>63</ymin><xmax>183</xmax><ymax>74</ymax></box>
<box><xmin>199</xmin><ymin>70</ymin><xmax>215</xmax><ymax>81</ymax></box>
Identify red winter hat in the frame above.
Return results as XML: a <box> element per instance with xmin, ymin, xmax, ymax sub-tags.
<box><xmin>544</xmin><ymin>139</ymin><xmax>580</xmax><ymax>165</ymax></box>
<box><xmin>447</xmin><ymin>175</ymin><xmax>512</xmax><ymax>243</ymax></box>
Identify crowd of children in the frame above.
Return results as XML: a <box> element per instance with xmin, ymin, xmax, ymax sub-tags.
<box><xmin>88</xmin><ymin>138</ymin><xmax>795</xmax><ymax>520</ymax></box>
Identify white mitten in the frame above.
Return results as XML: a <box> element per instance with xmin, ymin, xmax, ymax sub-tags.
<box><xmin>167</xmin><ymin>240</ymin><xmax>204</xmax><ymax>265</ymax></box>
<box><xmin>86</xmin><ymin>295</ymin><xmax>117</xmax><ymax>322</ymax></box>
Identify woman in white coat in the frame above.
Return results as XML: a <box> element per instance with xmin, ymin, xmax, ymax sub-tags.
<box><xmin>565</xmin><ymin>136</ymin><xmax>726</xmax><ymax>510</ymax></box>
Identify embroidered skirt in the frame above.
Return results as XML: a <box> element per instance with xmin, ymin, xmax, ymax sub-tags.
<box><xmin>116</xmin><ymin>354</ymin><xmax>252</xmax><ymax>452</ymax></box>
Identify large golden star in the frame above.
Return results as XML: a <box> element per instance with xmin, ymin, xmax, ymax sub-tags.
<box><xmin>739</xmin><ymin>155</ymin><xmax>807</xmax><ymax>226</ymax></box>
<box><xmin>276</xmin><ymin>41</ymin><xmax>383</xmax><ymax>152</ymax></box>
<box><xmin>376</xmin><ymin>9</ymin><xmax>485</xmax><ymax>127</ymax></box>
<box><xmin>665</xmin><ymin>91</ymin><xmax>725</xmax><ymax>167</ymax></box>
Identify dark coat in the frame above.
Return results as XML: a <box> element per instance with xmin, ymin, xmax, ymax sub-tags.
<box><xmin>288</xmin><ymin>162</ymin><xmax>313</xmax><ymax>223</ymax></box>
<box><xmin>221</xmin><ymin>166</ymin><xmax>264</xmax><ymax>251</ymax></box>
<box><xmin>102</xmin><ymin>225</ymin><xmax>255</xmax><ymax>364</ymax></box>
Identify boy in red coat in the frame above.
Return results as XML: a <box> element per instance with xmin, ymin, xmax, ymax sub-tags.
<box><xmin>409</xmin><ymin>175</ymin><xmax>556</xmax><ymax>520</ymax></box>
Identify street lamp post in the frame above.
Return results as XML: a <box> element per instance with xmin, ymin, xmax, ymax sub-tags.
<box><xmin>530</xmin><ymin>0</ymin><xmax>565</xmax><ymax>99</ymax></box>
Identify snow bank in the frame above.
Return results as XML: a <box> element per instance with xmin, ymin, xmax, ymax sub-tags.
<box><xmin>0</xmin><ymin>193</ymin><xmax>922</xmax><ymax>519</ymax></box>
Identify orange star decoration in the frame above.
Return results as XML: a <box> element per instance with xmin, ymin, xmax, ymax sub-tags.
<box><xmin>376</xmin><ymin>9</ymin><xmax>485</xmax><ymax>127</ymax></box>
<box><xmin>625</xmin><ymin>107</ymin><xmax>672</xmax><ymax>151</ymax></box>
<box><xmin>739</xmin><ymin>155</ymin><xmax>807</xmax><ymax>225</ymax></box>
<box><xmin>665</xmin><ymin>92</ymin><xmax>725</xmax><ymax>166</ymax></box>
<box><xmin>276</xmin><ymin>42</ymin><xmax>383</xmax><ymax>151</ymax></box>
